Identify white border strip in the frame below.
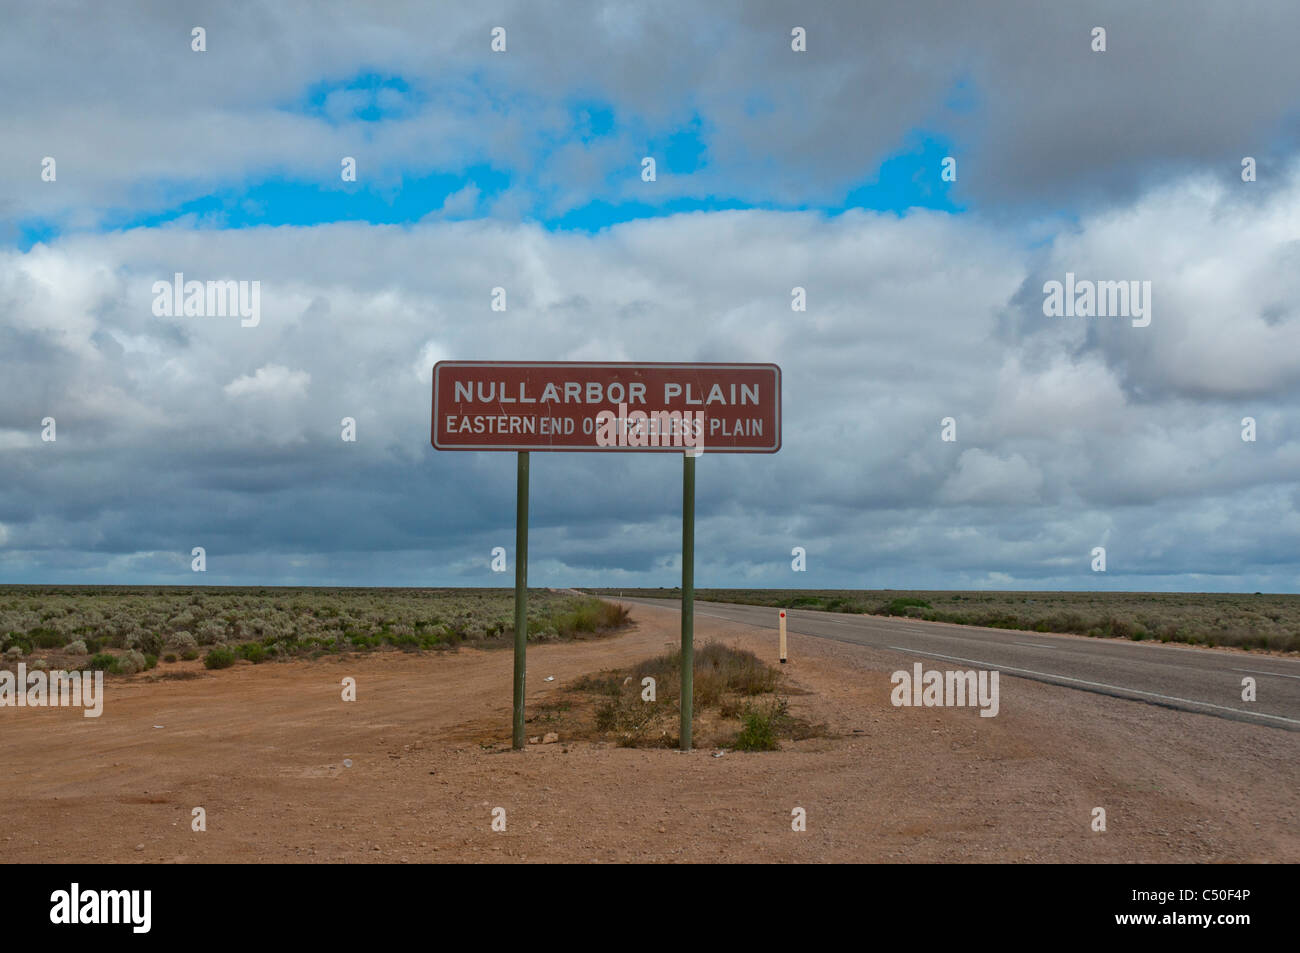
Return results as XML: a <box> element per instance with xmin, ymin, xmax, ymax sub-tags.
<box><xmin>432</xmin><ymin>361</ymin><xmax>781</xmax><ymax>452</ymax></box>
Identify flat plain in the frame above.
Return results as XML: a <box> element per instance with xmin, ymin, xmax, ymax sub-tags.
<box><xmin>1</xmin><ymin>589</ymin><xmax>1296</xmax><ymax>863</ymax></box>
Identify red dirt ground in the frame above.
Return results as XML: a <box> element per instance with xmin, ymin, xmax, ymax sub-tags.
<box><xmin>2</xmin><ymin>601</ymin><xmax>1296</xmax><ymax>863</ymax></box>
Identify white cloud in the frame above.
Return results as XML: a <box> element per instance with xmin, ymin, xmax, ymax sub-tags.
<box><xmin>414</xmin><ymin>340</ymin><xmax>449</xmax><ymax>384</ymax></box>
<box><xmin>224</xmin><ymin>364</ymin><xmax>311</xmax><ymax>399</ymax></box>
<box><xmin>939</xmin><ymin>449</ymin><xmax>1044</xmax><ymax>504</ymax></box>
<box><xmin>2</xmin><ymin>167</ymin><xmax>1299</xmax><ymax>587</ymax></box>
<box><xmin>0</xmin><ymin>430</ymin><xmax>39</xmax><ymax>451</ymax></box>
<box><xmin>429</xmin><ymin>183</ymin><xmax>481</xmax><ymax>220</ymax></box>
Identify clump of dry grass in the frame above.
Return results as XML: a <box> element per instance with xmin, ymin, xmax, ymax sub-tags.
<box><xmin>555</xmin><ymin>642</ymin><xmax>826</xmax><ymax>750</ymax></box>
<box><xmin>632</xmin><ymin>641</ymin><xmax>782</xmax><ymax>708</ymax></box>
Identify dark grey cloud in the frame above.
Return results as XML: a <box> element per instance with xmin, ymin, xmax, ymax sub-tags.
<box><xmin>4</xmin><ymin>1</ymin><xmax>1300</xmax><ymax>225</ymax></box>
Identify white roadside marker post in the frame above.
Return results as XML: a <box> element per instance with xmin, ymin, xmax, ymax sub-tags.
<box><xmin>779</xmin><ymin>610</ymin><xmax>787</xmax><ymax>663</ymax></box>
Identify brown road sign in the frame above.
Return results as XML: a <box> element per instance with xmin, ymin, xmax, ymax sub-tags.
<box><xmin>431</xmin><ymin>361</ymin><xmax>781</xmax><ymax>452</ymax></box>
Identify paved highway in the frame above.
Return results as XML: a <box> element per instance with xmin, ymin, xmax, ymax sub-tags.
<box><xmin>613</xmin><ymin>596</ymin><xmax>1300</xmax><ymax>731</ymax></box>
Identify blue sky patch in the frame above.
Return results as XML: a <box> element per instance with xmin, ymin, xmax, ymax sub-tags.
<box><xmin>293</xmin><ymin>72</ymin><xmax>420</xmax><ymax>124</ymax></box>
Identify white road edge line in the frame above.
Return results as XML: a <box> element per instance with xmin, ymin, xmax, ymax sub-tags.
<box><xmin>1231</xmin><ymin>668</ymin><xmax>1300</xmax><ymax>680</ymax></box>
<box><xmin>887</xmin><ymin>646</ymin><xmax>1300</xmax><ymax>726</ymax></box>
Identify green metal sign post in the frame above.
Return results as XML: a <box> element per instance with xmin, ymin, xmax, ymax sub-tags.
<box><xmin>680</xmin><ymin>453</ymin><xmax>696</xmax><ymax>751</ymax></box>
<box><xmin>512</xmin><ymin>451</ymin><xmax>529</xmax><ymax>750</ymax></box>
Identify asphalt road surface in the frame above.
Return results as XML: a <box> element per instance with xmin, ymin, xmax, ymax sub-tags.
<box><xmin>614</xmin><ymin>596</ymin><xmax>1300</xmax><ymax>732</ymax></box>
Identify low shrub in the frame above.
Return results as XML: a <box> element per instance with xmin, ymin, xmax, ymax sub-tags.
<box><xmin>31</xmin><ymin>629</ymin><xmax>65</xmax><ymax>649</ymax></box>
<box><xmin>733</xmin><ymin>697</ymin><xmax>789</xmax><ymax>752</ymax></box>
<box><xmin>112</xmin><ymin>649</ymin><xmax>147</xmax><ymax>675</ymax></box>
<box><xmin>166</xmin><ymin>631</ymin><xmax>198</xmax><ymax>652</ymax></box>
<box><xmin>136</xmin><ymin>632</ymin><xmax>165</xmax><ymax>656</ymax></box>
<box><xmin>593</xmin><ymin>695</ymin><xmax>674</xmax><ymax>747</ymax></box>
<box><xmin>204</xmin><ymin>647</ymin><xmax>236</xmax><ymax>670</ymax></box>
<box><xmin>880</xmin><ymin>597</ymin><xmax>932</xmax><ymax>616</ymax></box>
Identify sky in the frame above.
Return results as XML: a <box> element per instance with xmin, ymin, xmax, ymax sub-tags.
<box><xmin>1</xmin><ymin>0</ymin><xmax>1298</xmax><ymax>591</ymax></box>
